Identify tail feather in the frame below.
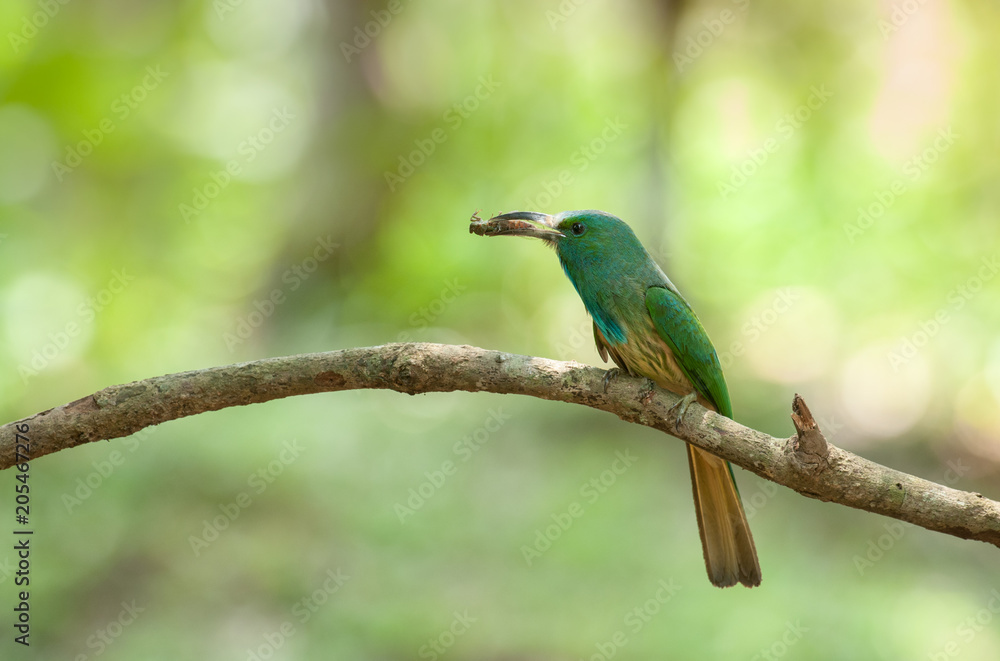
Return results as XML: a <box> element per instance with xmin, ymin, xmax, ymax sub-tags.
<box><xmin>686</xmin><ymin>444</ymin><xmax>761</xmax><ymax>588</ymax></box>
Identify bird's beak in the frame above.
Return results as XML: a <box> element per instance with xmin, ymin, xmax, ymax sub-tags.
<box><xmin>470</xmin><ymin>211</ymin><xmax>564</xmax><ymax>242</ymax></box>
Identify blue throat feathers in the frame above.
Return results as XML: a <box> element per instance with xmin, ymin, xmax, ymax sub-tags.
<box><xmin>558</xmin><ymin>256</ymin><xmax>627</xmax><ymax>345</ymax></box>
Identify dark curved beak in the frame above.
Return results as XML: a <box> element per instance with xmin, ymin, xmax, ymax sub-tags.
<box><xmin>470</xmin><ymin>211</ymin><xmax>563</xmax><ymax>242</ymax></box>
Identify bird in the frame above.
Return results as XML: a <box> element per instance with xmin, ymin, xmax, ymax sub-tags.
<box><xmin>471</xmin><ymin>209</ymin><xmax>761</xmax><ymax>588</ymax></box>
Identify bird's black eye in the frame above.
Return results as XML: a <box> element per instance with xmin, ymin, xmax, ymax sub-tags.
<box><xmin>571</xmin><ymin>222</ymin><xmax>585</xmax><ymax>236</ymax></box>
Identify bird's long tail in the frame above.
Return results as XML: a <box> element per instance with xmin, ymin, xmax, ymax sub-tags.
<box><xmin>686</xmin><ymin>444</ymin><xmax>761</xmax><ymax>588</ymax></box>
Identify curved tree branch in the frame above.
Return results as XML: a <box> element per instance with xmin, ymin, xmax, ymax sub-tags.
<box><xmin>2</xmin><ymin>342</ymin><xmax>998</xmax><ymax>547</ymax></box>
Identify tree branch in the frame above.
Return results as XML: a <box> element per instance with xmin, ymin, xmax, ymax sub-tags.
<box><xmin>2</xmin><ymin>342</ymin><xmax>998</xmax><ymax>548</ymax></box>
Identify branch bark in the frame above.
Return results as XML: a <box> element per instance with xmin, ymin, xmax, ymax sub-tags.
<box><xmin>2</xmin><ymin>342</ymin><xmax>998</xmax><ymax>548</ymax></box>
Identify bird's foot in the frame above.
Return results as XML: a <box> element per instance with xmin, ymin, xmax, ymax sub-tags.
<box><xmin>667</xmin><ymin>392</ymin><xmax>698</xmax><ymax>433</ymax></box>
<box><xmin>639</xmin><ymin>378</ymin><xmax>657</xmax><ymax>406</ymax></box>
<box><xmin>602</xmin><ymin>368</ymin><xmax>621</xmax><ymax>394</ymax></box>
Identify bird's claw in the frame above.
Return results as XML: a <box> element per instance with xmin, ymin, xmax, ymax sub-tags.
<box><xmin>668</xmin><ymin>392</ymin><xmax>698</xmax><ymax>432</ymax></box>
<box><xmin>602</xmin><ymin>368</ymin><xmax>621</xmax><ymax>394</ymax></box>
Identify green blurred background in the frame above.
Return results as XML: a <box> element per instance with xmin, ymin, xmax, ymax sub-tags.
<box><xmin>2</xmin><ymin>0</ymin><xmax>1000</xmax><ymax>658</ymax></box>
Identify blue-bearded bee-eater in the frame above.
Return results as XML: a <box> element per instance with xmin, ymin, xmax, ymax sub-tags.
<box><xmin>471</xmin><ymin>209</ymin><xmax>761</xmax><ymax>588</ymax></box>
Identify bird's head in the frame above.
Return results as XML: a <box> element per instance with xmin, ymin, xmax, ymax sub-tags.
<box><xmin>473</xmin><ymin>210</ymin><xmax>645</xmax><ymax>269</ymax></box>
<box><xmin>472</xmin><ymin>208</ymin><xmax>676</xmax><ymax>344</ymax></box>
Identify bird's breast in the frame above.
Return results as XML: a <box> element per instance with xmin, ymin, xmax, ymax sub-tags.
<box><xmin>612</xmin><ymin>318</ymin><xmax>693</xmax><ymax>397</ymax></box>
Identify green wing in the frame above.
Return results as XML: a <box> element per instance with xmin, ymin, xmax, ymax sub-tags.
<box><xmin>645</xmin><ymin>286</ymin><xmax>732</xmax><ymax>419</ymax></box>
